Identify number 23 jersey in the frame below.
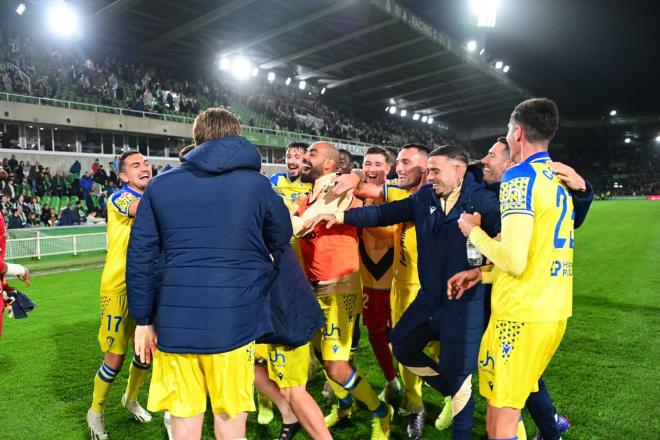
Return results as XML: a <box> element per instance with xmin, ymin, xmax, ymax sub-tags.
<box><xmin>492</xmin><ymin>151</ymin><xmax>574</xmax><ymax>322</ymax></box>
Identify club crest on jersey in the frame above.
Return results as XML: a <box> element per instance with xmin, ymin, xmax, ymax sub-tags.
<box><xmin>332</xmin><ymin>344</ymin><xmax>339</xmax><ymax>353</ymax></box>
<box><xmin>106</xmin><ymin>336</ymin><xmax>115</xmax><ymax>348</ymax></box>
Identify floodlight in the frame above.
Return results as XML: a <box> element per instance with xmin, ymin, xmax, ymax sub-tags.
<box><xmin>471</xmin><ymin>0</ymin><xmax>499</xmax><ymax>28</ymax></box>
<box><xmin>412</xmin><ymin>113</ymin><xmax>420</xmax><ymax>121</ymax></box>
<box><xmin>427</xmin><ymin>117</ymin><xmax>434</xmax><ymax>124</ymax></box>
<box><xmin>467</xmin><ymin>41</ymin><xmax>477</xmax><ymax>52</ymax></box>
<box><xmin>385</xmin><ymin>106</ymin><xmax>390</xmax><ymax>112</ymax></box>
<box><xmin>285</xmin><ymin>77</ymin><xmax>292</xmax><ymax>86</ymax></box>
<box><xmin>609</xmin><ymin>109</ymin><xmax>617</xmax><ymax>116</ymax></box>
<box><xmin>624</xmin><ymin>138</ymin><xmax>631</xmax><ymax>144</ymax></box>
<box><xmin>389</xmin><ymin>98</ymin><xmax>396</xmax><ymax>105</ymax></box>
<box><xmin>421</xmin><ymin>115</ymin><xmax>428</xmax><ymax>123</ymax></box>
<box><xmin>479</xmin><ymin>48</ymin><xmax>485</xmax><ymax>55</ymax></box>
<box><xmin>495</xmin><ymin>61</ymin><xmax>503</xmax><ymax>70</ymax></box>
<box><xmin>503</xmin><ymin>65</ymin><xmax>510</xmax><ymax>73</ymax></box>
<box><xmin>219</xmin><ymin>57</ymin><xmax>231</xmax><ymax>71</ymax></box>
<box><xmin>230</xmin><ymin>56</ymin><xmax>252</xmax><ymax>79</ymax></box>
<box><xmin>16</xmin><ymin>3</ymin><xmax>26</xmax><ymax>15</ymax></box>
<box><xmin>400</xmin><ymin>109</ymin><xmax>407</xmax><ymax>117</ymax></box>
<box><xmin>251</xmin><ymin>67</ymin><xmax>259</xmax><ymax>77</ymax></box>
<box><xmin>47</xmin><ymin>2</ymin><xmax>80</xmax><ymax>37</ymax></box>
<box><xmin>321</xmin><ymin>87</ymin><xmax>326</xmax><ymax>95</ymax></box>
<box><xmin>267</xmin><ymin>71</ymin><xmax>276</xmax><ymax>82</ymax></box>
<box><xmin>299</xmin><ymin>80</ymin><xmax>306</xmax><ymax>90</ymax></box>
<box><xmin>389</xmin><ymin>106</ymin><xmax>397</xmax><ymax>115</ymax></box>
<box><xmin>655</xmin><ymin>135</ymin><xmax>660</xmax><ymax>142</ymax></box>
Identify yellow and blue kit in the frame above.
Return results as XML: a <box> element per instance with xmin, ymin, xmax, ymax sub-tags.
<box><xmin>97</xmin><ymin>186</ymin><xmax>141</xmax><ymax>355</ymax></box>
<box><xmin>471</xmin><ymin>150</ymin><xmax>575</xmax><ymax>408</ymax></box>
<box><xmin>270</xmin><ymin>172</ymin><xmax>311</xmax><ymax>211</ymax></box>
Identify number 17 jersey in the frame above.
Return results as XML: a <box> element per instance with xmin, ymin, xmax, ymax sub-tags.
<box><xmin>492</xmin><ymin>151</ymin><xmax>574</xmax><ymax>322</ymax></box>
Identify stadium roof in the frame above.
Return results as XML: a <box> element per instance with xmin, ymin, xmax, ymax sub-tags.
<box><xmin>72</xmin><ymin>0</ymin><xmax>531</xmax><ymax>131</ymax></box>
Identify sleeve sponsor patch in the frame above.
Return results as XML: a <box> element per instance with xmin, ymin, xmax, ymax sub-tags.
<box><xmin>111</xmin><ymin>190</ymin><xmax>138</xmax><ymax>217</ymax></box>
<box><xmin>500</xmin><ymin>176</ymin><xmax>533</xmax><ymax>217</ymax></box>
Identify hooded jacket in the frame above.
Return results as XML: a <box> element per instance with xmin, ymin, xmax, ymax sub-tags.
<box><xmin>126</xmin><ymin>136</ymin><xmax>292</xmax><ymax>354</ymax></box>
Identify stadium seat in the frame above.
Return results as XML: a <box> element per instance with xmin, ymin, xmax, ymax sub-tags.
<box><xmin>60</xmin><ymin>196</ymin><xmax>69</xmax><ymax>207</ymax></box>
<box><xmin>40</xmin><ymin>196</ymin><xmax>50</xmax><ymax>206</ymax></box>
<box><xmin>70</xmin><ymin>195</ymin><xmax>78</xmax><ymax>205</ymax></box>
<box><xmin>50</xmin><ymin>196</ymin><xmax>60</xmax><ymax>212</ymax></box>
<box><xmin>91</xmin><ymin>194</ymin><xmax>100</xmax><ymax>209</ymax></box>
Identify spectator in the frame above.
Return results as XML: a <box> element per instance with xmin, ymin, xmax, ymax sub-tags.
<box><xmin>75</xmin><ymin>201</ymin><xmax>87</xmax><ymax>221</ymax></box>
<box><xmin>29</xmin><ymin>197</ymin><xmax>41</xmax><ymax>217</ymax></box>
<box><xmin>84</xmin><ymin>210</ymin><xmax>106</xmax><ymax>226</ymax></box>
<box><xmin>8</xmin><ymin>155</ymin><xmax>18</xmax><ymax>172</ymax></box>
<box><xmin>70</xmin><ymin>160</ymin><xmax>81</xmax><ymax>176</ymax></box>
<box><xmin>94</xmin><ymin>165</ymin><xmax>108</xmax><ymax>186</ymax></box>
<box><xmin>58</xmin><ymin>203</ymin><xmax>79</xmax><ymax>226</ymax></box>
<box><xmin>51</xmin><ymin>171</ymin><xmax>66</xmax><ymax>197</ymax></box>
<box><xmin>81</xmin><ymin>171</ymin><xmax>93</xmax><ymax>197</ymax></box>
<box><xmin>27</xmin><ymin>211</ymin><xmax>40</xmax><ymax>227</ymax></box>
<box><xmin>48</xmin><ymin>208</ymin><xmax>57</xmax><ymax>227</ymax></box>
<box><xmin>1</xmin><ymin>177</ymin><xmax>16</xmax><ymax>199</ymax></box>
<box><xmin>0</xmin><ymin>194</ymin><xmax>11</xmax><ymax>213</ymax></box>
<box><xmin>8</xmin><ymin>209</ymin><xmax>23</xmax><ymax>229</ymax></box>
<box><xmin>91</xmin><ymin>158</ymin><xmax>100</xmax><ymax>175</ymax></box>
<box><xmin>40</xmin><ymin>203</ymin><xmax>51</xmax><ymax>225</ymax></box>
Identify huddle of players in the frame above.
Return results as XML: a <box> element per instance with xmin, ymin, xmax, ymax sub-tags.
<box><xmin>86</xmin><ymin>97</ymin><xmax>590</xmax><ymax>440</ymax></box>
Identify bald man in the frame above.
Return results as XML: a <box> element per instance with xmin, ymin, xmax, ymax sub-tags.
<box><xmin>294</xmin><ymin>142</ymin><xmax>393</xmax><ymax>439</ymax></box>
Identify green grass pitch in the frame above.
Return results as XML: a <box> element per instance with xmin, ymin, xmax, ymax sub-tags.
<box><xmin>0</xmin><ymin>200</ymin><xmax>658</xmax><ymax>439</ymax></box>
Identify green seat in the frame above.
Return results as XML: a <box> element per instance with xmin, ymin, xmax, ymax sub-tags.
<box><xmin>40</xmin><ymin>196</ymin><xmax>50</xmax><ymax>206</ymax></box>
<box><xmin>69</xmin><ymin>195</ymin><xmax>78</xmax><ymax>205</ymax></box>
<box><xmin>91</xmin><ymin>194</ymin><xmax>100</xmax><ymax>209</ymax></box>
<box><xmin>50</xmin><ymin>196</ymin><xmax>60</xmax><ymax>212</ymax></box>
<box><xmin>60</xmin><ymin>196</ymin><xmax>69</xmax><ymax>207</ymax></box>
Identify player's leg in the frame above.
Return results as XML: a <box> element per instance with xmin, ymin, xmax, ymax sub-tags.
<box><xmin>254</xmin><ymin>344</ymin><xmax>274</xmax><ymax>424</ymax></box>
<box><xmin>281</xmin><ymin>386</ymin><xmax>331</xmax><ymax>440</ymax></box>
<box><xmin>206</xmin><ymin>342</ymin><xmax>255</xmax><ymax>440</ymax></box>
<box><xmin>363</xmin><ymin>288</ymin><xmax>399</xmax><ymax>401</ymax></box>
<box><xmin>88</xmin><ymin>351</ymin><xmax>123</xmax><ymax>439</ymax></box>
<box><xmin>213</xmin><ymin>412</ymin><xmax>248</xmax><ymax>440</ymax></box>
<box><xmin>526</xmin><ymin>379</ymin><xmax>568</xmax><ymax>440</ymax></box>
<box><xmin>319</xmin><ymin>292</ymin><xmax>392</xmax><ymax>438</ymax></box>
<box><xmin>487</xmin><ymin>405</ymin><xmax>521</xmax><ymax>438</ymax></box>
<box><xmin>171</xmin><ymin>413</ymin><xmax>205</xmax><ymax>440</ymax></box>
<box><xmin>254</xmin><ymin>362</ymin><xmax>298</xmax><ymax>425</ymax></box>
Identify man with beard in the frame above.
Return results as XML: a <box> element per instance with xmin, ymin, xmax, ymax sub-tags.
<box><xmin>294</xmin><ymin>141</ymin><xmax>394</xmax><ymax>440</ymax></box>
<box><xmin>271</xmin><ymin>142</ymin><xmax>313</xmax><ymax>211</ymax></box>
<box><xmin>307</xmin><ymin>145</ymin><xmax>501</xmax><ymax>439</ymax></box>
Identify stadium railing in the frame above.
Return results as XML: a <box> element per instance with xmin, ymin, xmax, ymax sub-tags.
<box><xmin>6</xmin><ymin>225</ymin><xmax>107</xmax><ymax>260</ymax></box>
<box><xmin>0</xmin><ymin>92</ymin><xmax>380</xmax><ymax>156</ymax></box>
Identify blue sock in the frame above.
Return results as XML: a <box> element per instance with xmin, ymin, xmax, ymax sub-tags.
<box><xmin>372</xmin><ymin>401</ymin><xmax>387</xmax><ymax>418</ymax></box>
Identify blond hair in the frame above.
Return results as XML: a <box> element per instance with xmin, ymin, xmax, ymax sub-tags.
<box><xmin>192</xmin><ymin>107</ymin><xmax>241</xmax><ymax>145</ymax></box>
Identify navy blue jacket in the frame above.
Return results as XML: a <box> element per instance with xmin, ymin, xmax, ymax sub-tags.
<box><xmin>344</xmin><ymin>172</ymin><xmax>501</xmax><ymax>375</ymax></box>
<box><xmin>126</xmin><ymin>136</ymin><xmax>293</xmax><ymax>354</ymax></box>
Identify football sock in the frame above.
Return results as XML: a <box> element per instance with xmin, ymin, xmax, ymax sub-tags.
<box><xmin>125</xmin><ymin>354</ymin><xmax>150</xmax><ymax>401</ymax></box>
<box><xmin>92</xmin><ymin>362</ymin><xmax>118</xmax><ymax>413</ymax></box>
<box><xmin>368</xmin><ymin>327</ymin><xmax>396</xmax><ymax>381</ymax></box>
<box><xmin>341</xmin><ymin>367</ymin><xmax>380</xmax><ymax>412</ymax></box>
<box><xmin>400</xmin><ymin>364</ymin><xmax>424</xmax><ymax>410</ymax></box>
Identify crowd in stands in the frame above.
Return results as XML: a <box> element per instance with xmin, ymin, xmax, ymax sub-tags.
<box><xmin>1</xmin><ymin>29</ymin><xmax>452</xmax><ymax>149</ymax></box>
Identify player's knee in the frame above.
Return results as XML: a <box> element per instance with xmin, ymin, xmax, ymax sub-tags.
<box><xmin>391</xmin><ymin>339</ymin><xmax>411</xmax><ymax>364</ymax></box>
<box><xmin>324</xmin><ymin>360</ymin><xmax>349</xmax><ymax>384</ymax></box>
<box><xmin>104</xmin><ymin>352</ymin><xmax>124</xmax><ymax>370</ymax></box>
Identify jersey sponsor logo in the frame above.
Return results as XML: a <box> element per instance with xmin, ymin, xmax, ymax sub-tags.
<box><xmin>111</xmin><ymin>190</ymin><xmax>139</xmax><ymax>216</ymax></box>
<box><xmin>500</xmin><ymin>177</ymin><xmax>530</xmax><ymax>214</ymax></box>
<box><xmin>480</xmin><ymin>350</ymin><xmax>495</xmax><ymax>369</ymax></box>
<box><xmin>550</xmin><ymin>260</ymin><xmax>573</xmax><ymax>277</ymax></box>
<box><xmin>269</xmin><ymin>350</ymin><xmax>286</xmax><ymax>364</ymax></box>
<box><xmin>324</xmin><ymin>323</ymin><xmax>341</xmax><ymax>338</ymax></box>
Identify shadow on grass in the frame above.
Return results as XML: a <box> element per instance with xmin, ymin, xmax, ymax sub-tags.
<box><xmin>576</xmin><ymin>295</ymin><xmax>660</xmax><ymax>315</ymax></box>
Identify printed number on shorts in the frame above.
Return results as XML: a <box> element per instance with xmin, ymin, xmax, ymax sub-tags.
<box><xmin>106</xmin><ymin>315</ymin><xmax>123</xmax><ymax>332</ymax></box>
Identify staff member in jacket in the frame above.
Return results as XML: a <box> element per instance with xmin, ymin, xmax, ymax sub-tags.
<box><xmin>126</xmin><ymin>108</ymin><xmax>292</xmax><ymax>440</ymax></box>
<box><xmin>307</xmin><ymin>145</ymin><xmax>501</xmax><ymax>439</ymax></box>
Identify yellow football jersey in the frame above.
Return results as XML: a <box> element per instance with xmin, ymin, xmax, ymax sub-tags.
<box><xmin>99</xmin><ymin>186</ymin><xmax>141</xmax><ymax>296</ymax></box>
<box><xmin>270</xmin><ymin>172</ymin><xmax>311</xmax><ymax>211</ymax></box>
<box><xmin>491</xmin><ymin>151</ymin><xmax>574</xmax><ymax>322</ymax></box>
<box><xmin>385</xmin><ymin>184</ymin><xmax>420</xmax><ymax>286</ymax></box>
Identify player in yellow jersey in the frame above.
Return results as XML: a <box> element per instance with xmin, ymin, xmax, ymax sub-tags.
<box><xmin>330</xmin><ymin>144</ymin><xmax>453</xmax><ymax>439</ymax></box>
<box><xmin>87</xmin><ymin>151</ymin><xmax>153</xmax><ymax>440</ymax></box>
<box><xmin>453</xmin><ymin>98</ymin><xmax>576</xmax><ymax>440</ymax></box>
<box><xmin>260</xmin><ymin>141</ymin><xmax>332</xmax><ymax>440</ymax></box>
<box><xmin>357</xmin><ymin>147</ymin><xmax>400</xmax><ymax>403</ymax></box>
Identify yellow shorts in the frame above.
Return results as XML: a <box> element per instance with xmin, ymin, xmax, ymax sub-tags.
<box><xmin>390</xmin><ymin>282</ymin><xmax>421</xmax><ymax>327</ymax></box>
<box><xmin>266</xmin><ymin>343</ymin><xmax>310</xmax><ymax>388</ymax></box>
<box><xmin>97</xmin><ymin>294</ymin><xmax>135</xmax><ymax>355</ymax></box>
<box><xmin>313</xmin><ymin>291</ymin><xmax>361</xmax><ymax>361</ymax></box>
<box><xmin>148</xmin><ymin>342</ymin><xmax>256</xmax><ymax>418</ymax></box>
<box><xmin>479</xmin><ymin>319</ymin><xmax>567</xmax><ymax>409</ymax></box>
<box><xmin>255</xmin><ymin>343</ymin><xmax>269</xmax><ymax>361</ymax></box>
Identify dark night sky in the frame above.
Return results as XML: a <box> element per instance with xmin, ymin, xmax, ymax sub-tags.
<box><xmin>405</xmin><ymin>0</ymin><xmax>660</xmax><ymax>119</ymax></box>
